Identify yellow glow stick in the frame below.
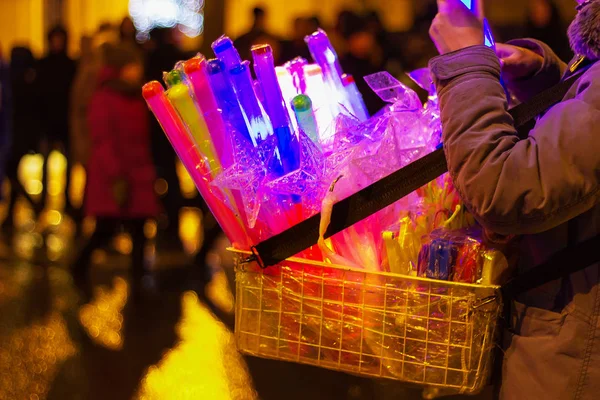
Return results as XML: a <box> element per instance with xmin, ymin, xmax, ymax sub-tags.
<box><xmin>165</xmin><ymin>71</ymin><xmax>221</xmax><ymax>175</ymax></box>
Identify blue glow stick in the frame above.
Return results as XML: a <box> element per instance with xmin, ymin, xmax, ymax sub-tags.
<box><xmin>252</xmin><ymin>44</ymin><xmax>300</xmax><ymax>173</ymax></box>
<box><xmin>211</xmin><ymin>36</ymin><xmax>242</xmax><ymax>71</ymax></box>
<box><xmin>479</xmin><ymin>18</ymin><xmax>510</xmax><ymax>101</ymax></box>
<box><xmin>305</xmin><ymin>29</ymin><xmax>358</xmax><ymax>118</ymax></box>
<box><xmin>461</xmin><ymin>0</ymin><xmax>496</xmax><ymax>50</ymax></box>
<box><xmin>229</xmin><ymin>61</ymin><xmax>289</xmax><ymax>180</ymax></box>
<box><xmin>483</xmin><ymin>19</ymin><xmax>495</xmax><ymax>49</ymax></box>
<box><xmin>229</xmin><ymin>62</ymin><xmax>298</xmax><ymax>205</ymax></box>
<box><xmin>251</xmin><ymin>45</ymin><xmax>292</xmax><ymax>133</ymax></box>
<box><xmin>206</xmin><ymin>59</ymin><xmax>252</xmax><ymax>144</ymax></box>
<box><xmin>304</xmin><ymin>30</ymin><xmax>344</xmax><ymax>81</ymax></box>
<box><xmin>460</xmin><ymin>0</ymin><xmax>473</xmax><ymax>9</ymax></box>
<box><xmin>229</xmin><ymin>61</ymin><xmax>274</xmax><ymax>147</ymax></box>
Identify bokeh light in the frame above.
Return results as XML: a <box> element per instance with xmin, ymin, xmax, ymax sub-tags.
<box><xmin>78</xmin><ymin>277</ymin><xmax>128</xmax><ymax>351</ymax></box>
<box><xmin>70</xmin><ymin>163</ymin><xmax>87</xmax><ymax>209</ymax></box>
<box><xmin>129</xmin><ymin>0</ymin><xmax>204</xmax><ymax>38</ymax></box>
<box><xmin>144</xmin><ymin>219</ymin><xmax>158</xmax><ymax>239</ymax></box>
<box><xmin>114</xmin><ymin>233</ymin><xmax>133</xmax><ymax>255</ymax></box>
<box><xmin>0</xmin><ymin>313</ymin><xmax>77</xmax><ymax>400</ymax></box>
<box><xmin>175</xmin><ymin>160</ymin><xmax>198</xmax><ymax>200</ymax></box>
<box><xmin>19</xmin><ymin>154</ymin><xmax>44</xmax><ymax>197</ymax></box>
<box><xmin>46</xmin><ymin>210</ymin><xmax>62</xmax><ymax>226</ymax></box>
<box><xmin>154</xmin><ymin>178</ymin><xmax>169</xmax><ymax>197</ymax></box>
<box><xmin>179</xmin><ymin>207</ymin><xmax>202</xmax><ymax>254</ymax></box>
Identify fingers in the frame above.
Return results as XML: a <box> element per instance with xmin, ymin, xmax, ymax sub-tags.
<box><xmin>495</xmin><ymin>43</ymin><xmax>517</xmax><ymax>59</ymax></box>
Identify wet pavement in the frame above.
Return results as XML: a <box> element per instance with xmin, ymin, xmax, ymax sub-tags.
<box><xmin>0</xmin><ymin>214</ymin><xmax>497</xmax><ymax>400</ymax></box>
<box><xmin>0</xmin><ymin>153</ymin><xmax>495</xmax><ymax>399</ymax></box>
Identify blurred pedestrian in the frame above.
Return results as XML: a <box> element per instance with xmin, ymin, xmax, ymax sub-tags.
<box><xmin>72</xmin><ymin>44</ymin><xmax>160</xmax><ymax>298</ymax></box>
<box><xmin>95</xmin><ymin>22</ymin><xmax>120</xmax><ymax>48</ymax></box>
<box><xmin>3</xmin><ymin>46</ymin><xmax>41</xmax><ymax>230</ymax></box>
<box><xmin>71</xmin><ymin>24</ymin><xmax>119</xmax><ymax>161</ymax></box>
<box><xmin>404</xmin><ymin>0</ymin><xmax>439</xmax><ymax>70</ymax></box>
<box><xmin>365</xmin><ymin>11</ymin><xmax>388</xmax><ymax>57</ymax></box>
<box><xmin>279</xmin><ymin>17</ymin><xmax>313</xmax><ymax>63</ymax></box>
<box><xmin>234</xmin><ymin>7</ymin><xmax>281</xmax><ymax>62</ymax></box>
<box><xmin>0</xmin><ymin>47</ymin><xmax>10</xmax><ymax>200</ymax></box>
<box><xmin>306</xmin><ymin>16</ymin><xmax>321</xmax><ymax>35</ymax></box>
<box><xmin>145</xmin><ymin>27</ymin><xmax>187</xmax><ymax>250</ymax></box>
<box><xmin>365</xmin><ymin>10</ymin><xmax>404</xmax><ymax>76</ymax></box>
<box><xmin>330</xmin><ymin>10</ymin><xmax>355</xmax><ymax>57</ymax></box>
<box><xmin>69</xmin><ymin>25</ymin><xmax>120</xmax><ymax>233</ymax></box>
<box><xmin>119</xmin><ymin>16</ymin><xmax>139</xmax><ymax>48</ymax></box>
<box><xmin>234</xmin><ymin>7</ymin><xmax>267</xmax><ymax>53</ymax></box>
<box><xmin>37</xmin><ymin>25</ymin><xmax>77</xmax><ymax>217</ymax></box>
<box><xmin>525</xmin><ymin>0</ymin><xmax>573</xmax><ymax>61</ymax></box>
<box><xmin>339</xmin><ymin>13</ymin><xmax>387</xmax><ymax>116</ymax></box>
<box><xmin>70</xmin><ymin>36</ymin><xmax>96</xmax><ymax>170</ymax></box>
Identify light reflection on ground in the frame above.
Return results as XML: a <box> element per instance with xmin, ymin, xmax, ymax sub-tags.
<box><xmin>136</xmin><ymin>292</ymin><xmax>257</xmax><ymax>400</ymax></box>
<box><xmin>0</xmin><ymin>151</ymin><xmax>442</xmax><ymax>400</ymax></box>
<box><xmin>0</xmin><ymin>312</ymin><xmax>77</xmax><ymax>400</ymax></box>
<box><xmin>78</xmin><ymin>277</ymin><xmax>128</xmax><ymax>351</ymax></box>
<box><xmin>0</xmin><ymin>152</ymin><xmax>251</xmax><ymax>399</ymax></box>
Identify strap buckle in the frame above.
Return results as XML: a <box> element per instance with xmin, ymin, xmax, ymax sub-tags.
<box><xmin>239</xmin><ymin>246</ymin><xmax>267</xmax><ymax>269</ymax></box>
<box><xmin>569</xmin><ymin>55</ymin><xmax>586</xmax><ymax>73</ymax></box>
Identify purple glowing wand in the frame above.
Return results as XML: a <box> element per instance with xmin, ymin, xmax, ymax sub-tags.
<box><xmin>252</xmin><ymin>44</ymin><xmax>300</xmax><ymax>173</ymax></box>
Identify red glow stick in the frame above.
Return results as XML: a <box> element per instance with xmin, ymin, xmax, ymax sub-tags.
<box><xmin>142</xmin><ymin>81</ymin><xmax>251</xmax><ymax>249</ymax></box>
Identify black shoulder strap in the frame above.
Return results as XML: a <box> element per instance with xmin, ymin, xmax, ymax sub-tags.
<box><xmin>501</xmin><ymin>233</ymin><xmax>600</xmax><ymax>297</ymax></box>
<box><xmin>250</xmin><ymin>64</ymin><xmax>592</xmax><ymax>269</ymax></box>
<box><xmin>510</xmin><ymin>71</ymin><xmax>584</xmax><ymax>134</ymax></box>
<box><xmin>252</xmin><ymin>148</ymin><xmax>447</xmax><ymax>267</ymax></box>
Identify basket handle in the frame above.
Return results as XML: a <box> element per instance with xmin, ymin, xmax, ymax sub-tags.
<box><xmin>250</xmin><ymin>64</ymin><xmax>592</xmax><ymax>268</ymax></box>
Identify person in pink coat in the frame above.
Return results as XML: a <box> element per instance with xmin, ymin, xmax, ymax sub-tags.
<box><xmin>72</xmin><ymin>43</ymin><xmax>160</xmax><ymax>297</ymax></box>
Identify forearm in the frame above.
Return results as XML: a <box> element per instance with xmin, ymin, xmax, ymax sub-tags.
<box><xmin>430</xmin><ymin>46</ymin><xmax>600</xmax><ymax>235</ymax></box>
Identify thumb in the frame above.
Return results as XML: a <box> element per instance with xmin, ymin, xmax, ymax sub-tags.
<box><xmin>495</xmin><ymin>43</ymin><xmax>515</xmax><ymax>58</ymax></box>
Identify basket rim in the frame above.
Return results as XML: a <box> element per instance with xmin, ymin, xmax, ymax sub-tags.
<box><xmin>228</xmin><ymin>247</ymin><xmax>501</xmax><ymax>291</ymax></box>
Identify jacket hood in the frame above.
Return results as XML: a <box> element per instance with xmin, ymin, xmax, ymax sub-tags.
<box><xmin>569</xmin><ymin>1</ymin><xmax>600</xmax><ymax>60</ymax></box>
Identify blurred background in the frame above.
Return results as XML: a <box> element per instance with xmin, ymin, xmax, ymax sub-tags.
<box><xmin>0</xmin><ymin>0</ymin><xmax>577</xmax><ymax>399</ymax></box>
<box><xmin>0</xmin><ymin>0</ymin><xmax>579</xmax><ymax>58</ymax></box>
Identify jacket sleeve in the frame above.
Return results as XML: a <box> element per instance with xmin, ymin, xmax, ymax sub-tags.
<box><xmin>430</xmin><ymin>45</ymin><xmax>600</xmax><ymax>236</ymax></box>
<box><xmin>504</xmin><ymin>39</ymin><xmax>568</xmax><ymax>103</ymax></box>
<box><xmin>88</xmin><ymin>93</ymin><xmax>124</xmax><ymax>180</ymax></box>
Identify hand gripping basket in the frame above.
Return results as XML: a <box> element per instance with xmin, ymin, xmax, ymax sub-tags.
<box><xmin>233</xmin><ymin>250</ymin><xmax>501</xmax><ymax>395</ymax></box>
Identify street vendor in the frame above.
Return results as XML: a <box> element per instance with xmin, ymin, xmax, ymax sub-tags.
<box><xmin>429</xmin><ymin>0</ymin><xmax>600</xmax><ymax>398</ymax></box>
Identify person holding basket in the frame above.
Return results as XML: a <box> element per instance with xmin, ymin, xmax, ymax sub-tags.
<box><xmin>429</xmin><ymin>0</ymin><xmax>600</xmax><ymax>398</ymax></box>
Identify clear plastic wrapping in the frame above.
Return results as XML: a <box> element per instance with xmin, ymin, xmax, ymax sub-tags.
<box><xmin>234</xmin><ymin>251</ymin><xmax>501</xmax><ymax>395</ymax></box>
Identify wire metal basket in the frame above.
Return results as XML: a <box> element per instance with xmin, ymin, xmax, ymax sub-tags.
<box><xmin>233</xmin><ymin>249</ymin><xmax>501</xmax><ymax>395</ymax></box>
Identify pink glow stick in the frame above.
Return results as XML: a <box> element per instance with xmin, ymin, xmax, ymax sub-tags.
<box><xmin>183</xmin><ymin>55</ymin><xmax>234</xmax><ymax>169</ymax></box>
<box><xmin>182</xmin><ymin>56</ymin><xmax>265</xmax><ymax>244</ymax></box>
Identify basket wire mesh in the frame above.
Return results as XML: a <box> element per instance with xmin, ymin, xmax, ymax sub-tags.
<box><xmin>233</xmin><ymin>250</ymin><xmax>501</xmax><ymax>395</ymax></box>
